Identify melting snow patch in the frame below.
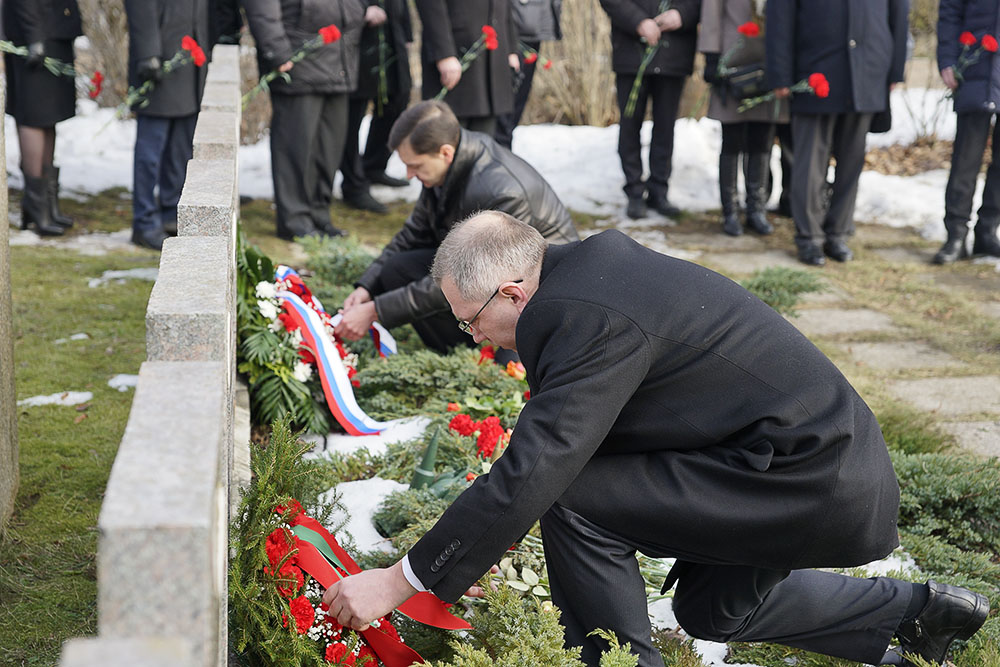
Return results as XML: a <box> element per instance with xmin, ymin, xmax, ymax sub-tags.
<box><xmin>18</xmin><ymin>391</ymin><xmax>93</xmax><ymax>408</ymax></box>
<box><xmin>88</xmin><ymin>267</ymin><xmax>159</xmax><ymax>288</ymax></box>
<box><xmin>54</xmin><ymin>332</ymin><xmax>91</xmax><ymax>344</ymax></box>
<box><xmin>108</xmin><ymin>374</ymin><xmax>139</xmax><ymax>392</ymax></box>
<box><xmin>303</xmin><ymin>416</ymin><xmax>431</xmax><ymax>459</ymax></box>
<box><xmin>322</xmin><ymin>477</ymin><xmax>408</xmax><ymax>554</ymax></box>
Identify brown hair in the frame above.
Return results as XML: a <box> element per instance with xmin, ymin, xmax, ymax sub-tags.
<box><xmin>388</xmin><ymin>100</ymin><xmax>461</xmax><ymax>155</ymax></box>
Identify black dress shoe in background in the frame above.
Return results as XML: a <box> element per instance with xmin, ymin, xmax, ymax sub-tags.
<box><xmin>647</xmin><ymin>194</ymin><xmax>681</xmax><ymax>217</ymax></box>
<box><xmin>626</xmin><ymin>196</ymin><xmax>647</xmax><ymax>220</ymax></box>
<box><xmin>932</xmin><ymin>237</ymin><xmax>968</xmax><ymax>264</ymax></box>
<box><xmin>823</xmin><ymin>238</ymin><xmax>854</xmax><ymax>262</ymax></box>
<box><xmin>797</xmin><ymin>245</ymin><xmax>826</xmax><ymax>266</ymax></box>
<box><xmin>896</xmin><ymin>580</ymin><xmax>989</xmax><ymax>666</ymax></box>
<box><xmin>131</xmin><ymin>227</ymin><xmax>168</xmax><ymax>251</ymax></box>
<box><xmin>162</xmin><ymin>219</ymin><xmax>178</xmax><ymax>236</ymax></box>
<box><xmin>366</xmin><ymin>171</ymin><xmax>410</xmax><ymax>188</ymax></box>
<box><xmin>316</xmin><ymin>221</ymin><xmax>346</xmax><ymax>238</ymax></box>
<box><xmin>344</xmin><ymin>190</ymin><xmax>388</xmax><ymax>214</ymax></box>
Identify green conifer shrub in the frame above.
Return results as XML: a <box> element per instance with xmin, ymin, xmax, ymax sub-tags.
<box><xmin>739</xmin><ymin>267</ymin><xmax>824</xmax><ymax>316</ymax></box>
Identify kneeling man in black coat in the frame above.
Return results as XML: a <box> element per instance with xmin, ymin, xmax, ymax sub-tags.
<box><xmin>325</xmin><ymin>213</ymin><xmax>989</xmax><ymax>667</ymax></box>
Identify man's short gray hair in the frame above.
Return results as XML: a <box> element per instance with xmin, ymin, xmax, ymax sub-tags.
<box><xmin>432</xmin><ymin>211</ymin><xmax>548</xmax><ymax>301</ymax></box>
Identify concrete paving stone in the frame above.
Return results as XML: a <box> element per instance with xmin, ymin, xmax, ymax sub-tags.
<box><xmin>799</xmin><ymin>283</ymin><xmax>852</xmax><ymax>305</ymax></box>
<box><xmin>60</xmin><ymin>637</ymin><xmax>195</xmax><ymax>667</ymax></box>
<box><xmin>670</xmin><ymin>231</ymin><xmax>768</xmax><ymax>252</ymax></box>
<box><xmin>788</xmin><ymin>308</ymin><xmax>899</xmax><ymax>336</ymax></box>
<box><xmin>699</xmin><ymin>250</ymin><xmax>804</xmax><ymax>275</ymax></box>
<box><xmin>915</xmin><ymin>271</ymin><xmax>1000</xmax><ymax>296</ymax></box>
<box><xmin>888</xmin><ymin>376</ymin><xmax>1000</xmax><ymax>416</ymax></box>
<box><xmin>834</xmin><ymin>341</ymin><xmax>966</xmax><ymax>370</ymax></box>
<box><xmin>939</xmin><ymin>421</ymin><xmax>1000</xmax><ymax>459</ymax></box>
<box><xmin>873</xmin><ymin>247</ymin><xmax>932</xmax><ymax>265</ymax></box>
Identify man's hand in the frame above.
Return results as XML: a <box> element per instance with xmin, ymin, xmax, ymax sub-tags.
<box><xmin>438</xmin><ymin>56</ymin><xmax>462</xmax><ymax>90</ymax></box>
<box><xmin>774</xmin><ymin>86</ymin><xmax>791</xmax><ymax>99</ymax></box>
<box><xmin>508</xmin><ymin>53</ymin><xmax>521</xmax><ymax>71</ymax></box>
<box><xmin>654</xmin><ymin>8</ymin><xmax>682</xmax><ymax>32</ymax></box>
<box><xmin>637</xmin><ymin>18</ymin><xmax>661</xmax><ymax>45</ymax></box>
<box><xmin>941</xmin><ymin>66</ymin><xmax>958</xmax><ymax>91</ymax></box>
<box><xmin>335</xmin><ymin>301</ymin><xmax>378</xmax><ymax>340</ymax></box>
<box><xmin>26</xmin><ymin>42</ymin><xmax>45</xmax><ymax>68</ymax></box>
<box><xmin>322</xmin><ymin>561</ymin><xmax>418</xmax><ymax>631</ymax></box>
<box><xmin>279</xmin><ymin>60</ymin><xmax>294</xmax><ymax>73</ymax></box>
<box><xmin>137</xmin><ymin>56</ymin><xmax>162</xmax><ymax>83</ymax></box>
<box><xmin>365</xmin><ymin>5</ymin><xmax>388</xmax><ymax>26</ymax></box>
<box><xmin>343</xmin><ymin>286</ymin><xmax>372</xmax><ymax>310</ymax></box>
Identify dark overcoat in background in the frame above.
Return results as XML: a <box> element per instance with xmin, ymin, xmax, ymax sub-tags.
<box><xmin>407</xmin><ymin>230</ymin><xmax>901</xmax><ymax>602</ymax></box>
<box><xmin>353</xmin><ymin>0</ymin><xmax>412</xmax><ymax>100</ymax></box>
<box><xmin>599</xmin><ymin>0</ymin><xmax>701</xmax><ymax>77</ymax></box>
<box><xmin>415</xmin><ymin>0</ymin><xmax>517</xmax><ymax>118</ymax></box>
<box><xmin>125</xmin><ymin>0</ymin><xmax>212</xmax><ymax>117</ymax></box>
<box><xmin>938</xmin><ymin>0</ymin><xmax>1000</xmax><ymax>113</ymax></box>
<box><xmin>766</xmin><ymin>0</ymin><xmax>909</xmax><ymax>114</ymax></box>
<box><xmin>2</xmin><ymin>0</ymin><xmax>81</xmax><ymax>45</ymax></box>
<box><xmin>356</xmin><ymin>129</ymin><xmax>578</xmax><ymax>328</ymax></box>
<box><xmin>243</xmin><ymin>0</ymin><xmax>366</xmax><ymax>96</ymax></box>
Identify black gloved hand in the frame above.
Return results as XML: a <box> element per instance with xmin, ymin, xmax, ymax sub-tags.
<box><xmin>703</xmin><ymin>53</ymin><xmax>722</xmax><ymax>85</ymax></box>
<box><xmin>26</xmin><ymin>42</ymin><xmax>46</xmax><ymax>68</ymax></box>
<box><xmin>137</xmin><ymin>56</ymin><xmax>163</xmax><ymax>84</ymax></box>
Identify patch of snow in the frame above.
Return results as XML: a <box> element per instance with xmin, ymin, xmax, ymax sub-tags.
<box><xmin>303</xmin><ymin>416</ymin><xmax>431</xmax><ymax>459</ymax></box>
<box><xmin>54</xmin><ymin>332</ymin><xmax>90</xmax><ymax>344</ymax></box>
<box><xmin>8</xmin><ymin>228</ymin><xmax>138</xmax><ymax>256</ymax></box>
<box><xmin>108</xmin><ymin>374</ymin><xmax>139</xmax><ymax>392</ymax></box>
<box><xmin>17</xmin><ymin>391</ymin><xmax>93</xmax><ymax>407</ymax></box>
<box><xmin>325</xmin><ymin>477</ymin><xmax>408</xmax><ymax>554</ymax></box>
<box><xmin>88</xmin><ymin>267</ymin><xmax>159</xmax><ymax>288</ymax></box>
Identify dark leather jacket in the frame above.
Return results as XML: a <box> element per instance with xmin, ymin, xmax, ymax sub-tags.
<box><xmin>357</xmin><ymin>129</ymin><xmax>579</xmax><ymax>328</ymax></box>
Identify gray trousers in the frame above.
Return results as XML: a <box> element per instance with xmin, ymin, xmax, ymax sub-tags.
<box><xmin>945</xmin><ymin>111</ymin><xmax>1000</xmax><ymax>233</ymax></box>
<box><xmin>790</xmin><ymin>112</ymin><xmax>873</xmax><ymax>250</ymax></box>
<box><xmin>540</xmin><ymin>501</ymin><xmax>911</xmax><ymax>667</ymax></box>
<box><xmin>270</xmin><ymin>92</ymin><xmax>349</xmax><ymax>237</ymax></box>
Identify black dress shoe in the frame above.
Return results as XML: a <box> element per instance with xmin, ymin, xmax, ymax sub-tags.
<box><xmin>797</xmin><ymin>245</ymin><xmax>826</xmax><ymax>266</ymax></box>
<box><xmin>896</xmin><ymin>580</ymin><xmax>989</xmax><ymax>666</ymax></box>
<box><xmin>626</xmin><ymin>197</ymin><xmax>647</xmax><ymax>220</ymax></box>
<box><xmin>366</xmin><ymin>171</ymin><xmax>410</xmax><ymax>188</ymax></box>
<box><xmin>131</xmin><ymin>227</ymin><xmax>168</xmax><ymax>251</ymax></box>
<box><xmin>316</xmin><ymin>221</ymin><xmax>346</xmax><ymax>238</ymax></box>
<box><xmin>647</xmin><ymin>194</ymin><xmax>681</xmax><ymax>217</ymax></box>
<box><xmin>932</xmin><ymin>237</ymin><xmax>968</xmax><ymax>264</ymax></box>
<box><xmin>162</xmin><ymin>219</ymin><xmax>178</xmax><ymax>236</ymax></box>
<box><xmin>722</xmin><ymin>212</ymin><xmax>742</xmax><ymax>236</ymax></box>
<box><xmin>823</xmin><ymin>238</ymin><xmax>854</xmax><ymax>262</ymax></box>
<box><xmin>344</xmin><ymin>190</ymin><xmax>388</xmax><ymax>214</ymax></box>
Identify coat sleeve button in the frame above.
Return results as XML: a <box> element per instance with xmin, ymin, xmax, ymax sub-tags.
<box><xmin>848</xmin><ymin>39</ymin><xmax>857</xmax><ymax>48</ymax></box>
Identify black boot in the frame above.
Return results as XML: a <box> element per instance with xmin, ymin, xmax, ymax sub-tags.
<box><xmin>744</xmin><ymin>152</ymin><xmax>774</xmax><ymax>235</ymax></box>
<box><xmin>44</xmin><ymin>165</ymin><xmax>73</xmax><ymax>228</ymax></box>
<box><xmin>972</xmin><ymin>219</ymin><xmax>1000</xmax><ymax>257</ymax></box>
<box><xmin>720</xmin><ymin>154</ymin><xmax>741</xmax><ymax>236</ymax></box>
<box><xmin>932</xmin><ymin>222</ymin><xmax>969</xmax><ymax>264</ymax></box>
<box><xmin>21</xmin><ymin>174</ymin><xmax>65</xmax><ymax>236</ymax></box>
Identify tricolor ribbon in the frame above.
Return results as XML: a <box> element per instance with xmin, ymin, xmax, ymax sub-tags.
<box><xmin>289</xmin><ymin>514</ymin><xmax>471</xmax><ymax>667</ymax></box>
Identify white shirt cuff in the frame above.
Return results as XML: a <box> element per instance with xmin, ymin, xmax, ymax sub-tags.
<box><xmin>401</xmin><ymin>554</ymin><xmax>428</xmax><ymax>592</ymax></box>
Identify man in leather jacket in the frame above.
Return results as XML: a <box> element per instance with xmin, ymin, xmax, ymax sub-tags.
<box><xmin>335</xmin><ymin>100</ymin><xmax>578</xmax><ymax>354</ymax></box>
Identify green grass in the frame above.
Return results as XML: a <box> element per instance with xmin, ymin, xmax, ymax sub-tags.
<box><xmin>1</xmin><ymin>244</ymin><xmax>156</xmax><ymax>666</ymax></box>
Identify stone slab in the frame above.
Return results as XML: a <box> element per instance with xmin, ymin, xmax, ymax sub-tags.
<box><xmin>206</xmin><ymin>44</ymin><xmax>240</xmax><ymax>85</ymax></box>
<box><xmin>231</xmin><ymin>379</ymin><xmax>252</xmax><ymax>519</ymax></box>
<box><xmin>99</xmin><ymin>361</ymin><xmax>226</xmax><ymax>667</ymax></box>
<box><xmin>834</xmin><ymin>341</ymin><xmax>967</xmax><ymax>370</ymax></box>
<box><xmin>873</xmin><ymin>247</ymin><xmax>933</xmax><ymax>265</ymax></box>
<box><xmin>699</xmin><ymin>250</ymin><xmax>803</xmax><ymax>275</ymax></box>
<box><xmin>788</xmin><ymin>308</ymin><xmax>899</xmax><ymax>336</ymax></box>
<box><xmin>0</xmin><ymin>85</ymin><xmax>15</xmax><ymax>532</ymax></box>
<box><xmin>200</xmin><ymin>81</ymin><xmax>240</xmax><ymax>113</ymax></box>
<box><xmin>939</xmin><ymin>421</ymin><xmax>1000</xmax><ymax>459</ymax></box>
<box><xmin>177</xmin><ymin>160</ymin><xmax>237</xmax><ymax>238</ymax></box>
<box><xmin>61</xmin><ymin>637</ymin><xmax>195</xmax><ymax>667</ymax></box>
<box><xmin>670</xmin><ymin>232</ymin><xmax>768</xmax><ymax>252</ymax></box>
<box><xmin>192</xmin><ymin>110</ymin><xmax>239</xmax><ymax>161</ymax></box>
<box><xmin>146</xmin><ymin>237</ymin><xmax>232</xmax><ymax>363</ymax></box>
<box><xmin>799</xmin><ymin>284</ymin><xmax>852</xmax><ymax>305</ymax></box>
<box><xmin>888</xmin><ymin>376</ymin><xmax>1000</xmax><ymax>416</ymax></box>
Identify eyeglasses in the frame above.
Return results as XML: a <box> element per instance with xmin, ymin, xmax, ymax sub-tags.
<box><xmin>457</xmin><ymin>279</ymin><xmax>523</xmax><ymax>334</ymax></box>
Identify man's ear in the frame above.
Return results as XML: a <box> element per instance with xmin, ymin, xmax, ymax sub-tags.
<box><xmin>439</xmin><ymin>143</ymin><xmax>456</xmax><ymax>163</ymax></box>
<box><xmin>501</xmin><ymin>281</ymin><xmax>531</xmax><ymax>314</ymax></box>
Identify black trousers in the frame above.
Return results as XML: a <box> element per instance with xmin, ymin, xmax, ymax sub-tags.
<box><xmin>541</xmin><ymin>501</ymin><xmax>911</xmax><ymax>667</ymax></box>
<box><xmin>944</xmin><ymin>111</ymin><xmax>1000</xmax><ymax>233</ymax></box>
<box><xmin>614</xmin><ymin>73</ymin><xmax>685</xmax><ymax>200</ymax></box>
<box><xmin>790</xmin><ymin>112</ymin><xmax>872</xmax><ymax>250</ymax></box>
<box><xmin>494</xmin><ymin>40</ymin><xmax>540</xmax><ymax>149</ymax></box>
<box><xmin>340</xmin><ymin>84</ymin><xmax>409</xmax><ymax>198</ymax></box>
<box><xmin>776</xmin><ymin>122</ymin><xmax>794</xmax><ymax>210</ymax></box>
<box><xmin>270</xmin><ymin>92</ymin><xmax>349</xmax><ymax>237</ymax></box>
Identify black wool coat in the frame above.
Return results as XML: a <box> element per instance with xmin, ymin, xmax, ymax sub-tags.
<box><xmin>415</xmin><ymin>0</ymin><xmax>517</xmax><ymax>117</ymax></box>
<box><xmin>938</xmin><ymin>0</ymin><xmax>1000</xmax><ymax>113</ymax></box>
<box><xmin>766</xmin><ymin>0</ymin><xmax>909</xmax><ymax>114</ymax></box>
<box><xmin>356</xmin><ymin>129</ymin><xmax>579</xmax><ymax>329</ymax></box>
<box><xmin>2</xmin><ymin>0</ymin><xmax>82</xmax><ymax>44</ymax></box>
<box><xmin>125</xmin><ymin>0</ymin><xmax>211</xmax><ymax>117</ymax></box>
<box><xmin>353</xmin><ymin>0</ymin><xmax>413</xmax><ymax>101</ymax></box>
<box><xmin>407</xmin><ymin>231</ymin><xmax>901</xmax><ymax>602</ymax></box>
<box><xmin>599</xmin><ymin>0</ymin><xmax>701</xmax><ymax>77</ymax></box>
<box><xmin>243</xmin><ymin>0</ymin><xmax>366</xmax><ymax>96</ymax></box>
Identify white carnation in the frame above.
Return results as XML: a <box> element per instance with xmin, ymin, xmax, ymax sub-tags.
<box><xmin>293</xmin><ymin>361</ymin><xmax>313</xmax><ymax>383</ymax></box>
<box><xmin>257</xmin><ymin>299</ymin><xmax>279</xmax><ymax>320</ymax></box>
<box><xmin>268</xmin><ymin>319</ymin><xmax>284</xmax><ymax>333</ymax></box>
<box><xmin>255</xmin><ymin>281</ymin><xmax>277</xmax><ymax>300</ymax></box>
<box><xmin>290</xmin><ymin>329</ymin><xmax>303</xmax><ymax>345</ymax></box>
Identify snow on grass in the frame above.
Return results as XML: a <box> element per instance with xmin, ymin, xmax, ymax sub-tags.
<box><xmin>323</xmin><ymin>477</ymin><xmax>408</xmax><ymax>554</ymax></box>
<box><xmin>108</xmin><ymin>374</ymin><xmax>139</xmax><ymax>392</ymax></box>
<box><xmin>54</xmin><ymin>333</ymin><xmax>90</xmax><ymax>344</ymax></box>
<box><xmin>17</xmin><ymin>391</ymin><xmax>93</xmax><ymax>408</ymax></box>
<box><xmin>87</xmin><ymin>267</ymin><xmax>159</xmax><ymax>288</ymax></box>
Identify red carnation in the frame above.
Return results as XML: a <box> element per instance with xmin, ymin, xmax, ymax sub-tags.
<box><xmin>192</xmin><ymin>45</ymin><xmax>207</xmax><ymax>67</ymax></box>
<box><xmin>815</xmin><ymin>81</ymin><xmax>830</xmax><ymax>98</ymax></box>
<box><xmin>808</xmin><ymin>72</ymin><xmax>827</xmax><ymax>89</ymax></box>
<box><xmin>737</xmin><ymin>22</ymin><xmax>760</xmax><ymax>38</ymax></box>
<box><xmin>266</xmin><ymin>563</ymin><xmax>304</xmax><ymax>597</ymax></box>
<box><xmin>485</xmin><ymin>37</ymin><xmax>499</xmax><ymax>50</ymax></box>
<box><xmin>274</xmin><ymin>499</ymin><xmax>305</xmax><ymax>519</ymax></box>
<box><xmin>357</xmin><ymin>646</ymin><xmax>376</xmax><ymax>664</ymax></box>
<box><xmin>288</xmin><ymin>595</ymin><xmax>315</xmax><ymax>634</ymax></box>
<box><xmin>476</xmin><ymin>415</ymin><xmax>504</xmax><ymax>458</ymax></box>
<box><xmin>449</xmin><ymin>413</ymin><xmax>478</xmax><ymax>437</ymax></box>
<box><xmin>347</xmin><ymin>366</ymin><xmax>359</xmax><ymax>388</ymax></box>
<box><xmin>446</xmin><ymin>402</ymin><xmax>461</xmax><ymax>412</ymax></box>
<box><xmin>298</xmin><ymin>346</ymin><xmax>316</xmax><ymax>365</ymax></box>
<box><xmin>319</xmin><ymin>24</ymin><xmax>342</xmax><ymax>44</ymax></box>
<box><xmin>181</xmin><ymin>35</ymin><xmax>197</xmax><ymax>51</ymax></box>
<box><xmin>89</xmin><ymin>71</ymin><xmax>103</xmax><ymax>99</ymax></box>
<box><xmin>325</xmin><ymin>642</ymin><xmax>348</xmax><ymax>663</ymax></box>
<box><xmin>543</xmin><ymin>59</ymin><xmax>553</xmax><ymax>70</ymax></box>
<box><xmin>265</xmin><ymin>527</ymin><xmax>294</xmax><ymax>568</ymax></box>
<box><xmin>466</xmin><ymin>472</ymin><xmax>477</xmax><ymax>481</ymax></box>
<box><xmin>524</xmin><ymin>389</ymin><xmax>531</xmax><ymax>400</ymax></box>
<box><xmin>482</xmin><ymin>25</ymin><xmax>497</xmax><ymax>41</ymax></box>
<box><xmin>524</xmin><ymin>52</ymin><xmax>538</xmax><ymax>64</ymax></box>
<box><xmin>960</xmin><ymin>31</ymin><xmax>978</xmax><ymax>46</ymax></box>
<box><xmin>983</xmin><ymin>34</ymin><xmax>999</xmax><ymax>52</ymax></box>
<box><xmin>478</xmin><ymin>345</ymin><xmax>495</xmax><ymax>365</ymax></box>
<box><xmin>278</xmin><ymin>310</ymin><xmax>299</xmax><ymax>332</ymax></box>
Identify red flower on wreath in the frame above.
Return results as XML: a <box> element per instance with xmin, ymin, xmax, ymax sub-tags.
<box><xmin>89</xmin><ymin>71</ymin><xmax>104</xmax><ymax>99</ymax></box>
<box><xmin>274</xmin><ymin>499</ymin><xmax>305</xmax><ymax>521</ymax></box>
<box><xmin>478</xmin><ymin>344</ymin><xmax>495</xmax><ymax>365</ymax></box>
<box><xmin>983</xmin><ymin>34</ymin><xmax>999</xmax><ymax>53</ymax></box>
<box><xmin>287</xmin><ymin>595</ymin><xmax>315</xmax><ymax>634</ymax></box>
<box><xmin>266</xmin><ymin>562</ymin><xmax>304</xmax><ymax>597</ymax></box>
<box><xmin>960</xmin><ymin>31</ymin><xmax>978</xmax><ymax>47</ymax></box>
<box><xmin>449</xmin><ymin>413</ymin><xmax>477</xmax><ymax>437</ymax></box>
<box><xmin>446</xmin><ymin>402</ymin><xmax>461</xmax><ymax>412</ymax></box>
<box><xmin>319</xmin><ymin>24</ymin><xmax>342</xmax><ymax>44</ymax></box>
<box><xmin>476</xmin><ymin>416</ymin><xmax>504</xmax><ymax>458</ymax></box>
<box><xmin>265</xmin><ymin>527</ymin><xmax>294</xmax><ymax>568</ymax></box>
<box><xmin>737</xmin><ymin>22</ymin><xmax>760</xmax><ymax>38</ymax></box>
<box><xmin>326</xmin><ymin>642</ymin><xmax>353</xmax><ymax>663</ymax></box>
<box><xmin>524</xmin><ymin>52</ymin><xmax>538</xmax><ymax>64</ymax></box>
